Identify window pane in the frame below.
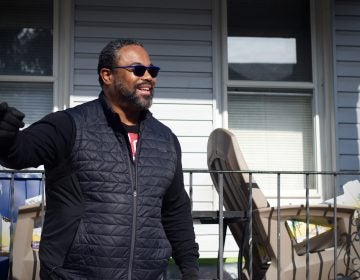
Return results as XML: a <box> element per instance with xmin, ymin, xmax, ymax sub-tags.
<box><xmin>0</xmin><ymin>82</ymin><xmax>53</xmax><ymax>125</ymax></box>
<box><xmin>227</xmin><ymin>0</ymin><xmax>312</xmax><ymax>82</ymax></box>
<box><xmin>228</xmin><ymin>93</ymin><xmax>314</xmax><ymax>190</ymax></box>
<box><xmin>0</xmin><ymin>0</ymin><xmax>53</xmax><ymax>76</ymax></box>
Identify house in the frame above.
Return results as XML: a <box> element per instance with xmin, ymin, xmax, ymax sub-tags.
<box><xmin>1</xmin><ymin>0</ymin><xmax>360</xmax><ymax>259</ymax></box>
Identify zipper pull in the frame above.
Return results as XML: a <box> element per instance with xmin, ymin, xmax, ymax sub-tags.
<box><xmin>133</xmin><ymin>190</ymin><xmax>137</xmax><ymax>197</ymax></box>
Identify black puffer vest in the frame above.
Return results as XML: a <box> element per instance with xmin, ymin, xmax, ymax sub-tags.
<box><xmin>45</xmin><ymin>98</ymin><xmax>177</xmax><ymax>279</ymax></box>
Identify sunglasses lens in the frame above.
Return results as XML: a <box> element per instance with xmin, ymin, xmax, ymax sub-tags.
<box><xmin>133</xmin><ymin>66</ymin><xmax>147</xmax><ymax>77</ymax></box>
<box><xmin>131</xmin><ymin>65</ymin><xmax>160</xmax><ymax>78</ymax></box>
<box><xmin>148</xmin><ymin>67</ymin><xmax>159</xmax><ymax>78</ymax></box>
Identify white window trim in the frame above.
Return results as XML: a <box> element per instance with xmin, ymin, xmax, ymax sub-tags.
<box><xmin>211</xmin><ymin>0</ymin><xmax>224</xmax><ymax>129</ymax></box>
<box><xmin>214</xmin><ymin>0</ymin><xmax>337</xmax><ymax>201</ymax></box>
<box><xmin>53</xmin><ymin>0</ymin><xmax>73</xmax><ymax>111</ymax></box>
<box><xmin>0</xmin><ymin>76</ymin><xmax>55</xmax><ymax>82</ymax></box>
<box><xmin>309</xmin><ymin>0</ymin><xmax>337</xmax><ymax>200</ymax></box>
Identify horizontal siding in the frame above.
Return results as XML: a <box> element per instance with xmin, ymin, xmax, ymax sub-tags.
<box><xmin>336</xmin><ymin>76</ymin><xmax>360</xmax><ymax>92</ymax></box>
<box><xmin>336</xmin><ymin>46</ymin><xmax>360</xmax><ymax>61</ymax></box>
<box><xmin>337</xmin><ymin>61</ymin><xmax>360</xmax><ymax>76</ymax></box>
<box><xmin>151</xmin><ymin>104</ymin><xmax>213</xmax><ymax>121</ymax></box>
<box><xmin>76</xmin><ymin>7</ymin><xmax>211</xmax><ymax>25</ymax></box>
<box><xmin>156</xmin><ymin>72</ymin><xmax>212</xmax><ymax>88</ymax></box>
<box><xmin>338</xmin><ymin>92</ymin><xmax>360</xmax><ymax>106</ymax></box>
<box><xmin>179</xmin><ymin>137</ymin><xmax>208</xmax><ymax>153</ymax></box>
<box><xmin>75</xmin><ymin>39</ymin><xmax>212</xmax><ymax>57</ymax></box>
<box><xmin>334</xmin><ymin>0</ymin><xmax>360</xmax><ymax>174</ymax></box>
<box><xmin>335</xmin><ymin>16</ymin><xmax>360</xmax><ymax>31</ymax></box>
<box><xmin>153</xmin><ymin>88</ymin><xmax>213</xmax><ymax>104</ymax></box>
<box><xmin>162</xmin><ymin>121</ymin><xmax>212</xmax><ymax>137</ymax></box>
<box><xmin>335</xmin><ymin>31</ymin><xmax>360</xmax><ymax>45</ymax></box>
<box><xmin>338</xmin><ymin>123</ymin><xmax>360</xmax><ymax>138</ymax></box>
<box><xmin>339</xmin><ymin>139</ymin><xmax>360</xmax><ymax>153</ymax></box>
<box><xmin>338</xmin><ymin>174</ymin><xmax>360</xmax><ymax>186</ymax></box>
<box><xmin>182</xmin><ymin>153</ymin><xmax>208</xmax><ymax>169</ymax></box>
<box><xmin>153</xmin><ymin>56</ymin><xmax>213</xmax><ymax>73</ymax></box>
<box><xmin>195</xmin><ymin>225</ymin><xmax>239</xmax><ymax>258</ymax></box>
<box><xmin>188</xmin><ymin>185</ymin><xmax>213</xmax><ymax>202</ymax></box>
<box><xmin>336</xmin><ymin>2</ymin><xmax>360</xmax><ymax>15</ymax></box>
<box><xmin>337</xmin><ymin>107</ymin><xmax>359</xmax><ymax>123</ymax></box>
<box><xmin>183</xmin><ymin>173</ymin><xmax>213</xmax><ymax>186</ymax></box>
<box><xmin>185</xmin><ymin>181</ymin><xmax>215</xmax><ymax>212</ymax></box>
<box><xmin>339</xmin><ymin>155</ymin><xmax>360</xmax><ymax>170</ymax></box>
<box><xmin>75</xmin><ymin>24</ymin><xmax>211</xmax><ymax>41</ymax></box>
<box><xmin>75</xmin><ymin>0</ymin><xmax>212</xmax><ymax>10</ymax></box>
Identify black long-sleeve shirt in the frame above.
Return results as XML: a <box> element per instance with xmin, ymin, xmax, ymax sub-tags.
<box><xmin>0</xmin><ymin>94</ymin><xmax>199</xmax><ymax>279</ymax></box>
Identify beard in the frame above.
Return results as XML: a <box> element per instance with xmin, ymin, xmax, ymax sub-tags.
<box><xmin>114</xmin><ymin>80</ymin><xmax>153</xmax><ymax>110</ymax></box>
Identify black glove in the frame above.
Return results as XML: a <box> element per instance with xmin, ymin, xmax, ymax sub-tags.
<box><xmin>0</xmin><ymin>102</ymin><xmax>25</xmax><ymax>139</ymax></box>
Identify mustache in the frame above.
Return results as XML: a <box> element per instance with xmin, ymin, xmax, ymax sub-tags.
<box><xmin>136</xmin><ymin>81</ymin><xmax>154</xmax><ymax>88</ymax></box>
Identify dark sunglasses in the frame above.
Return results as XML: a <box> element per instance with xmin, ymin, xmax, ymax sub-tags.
<box><xmin>111</xmin><ymin>65</ymin><xmax>160</xmax><ymax>78</ymax></box>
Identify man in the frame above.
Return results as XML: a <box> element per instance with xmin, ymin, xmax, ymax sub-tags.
<box><xmin>0</xmin><ymin>39</ymin><xmax>199</xmax><ymax>279</ymax></box>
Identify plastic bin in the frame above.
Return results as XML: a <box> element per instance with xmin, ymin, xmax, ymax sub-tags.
<box><xmin>0</xmin><ymin>173</ymin><xmax>43</xmax><ymax>222</ymax></box>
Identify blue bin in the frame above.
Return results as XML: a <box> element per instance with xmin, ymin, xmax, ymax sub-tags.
<box><xmin>0</xmin><ymin>173</ymin><xmax>43</xmax><ymax>222</ymax></box>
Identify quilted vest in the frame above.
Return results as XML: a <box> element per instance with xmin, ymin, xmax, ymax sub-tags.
<box><xmin>60</xmin><ymin>98</ymin><xmax>177</xmax><ymax>279</ymax></box>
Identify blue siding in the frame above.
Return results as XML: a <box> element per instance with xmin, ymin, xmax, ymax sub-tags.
<box><xmin>334</xmin><ymin>0</ymin><xmax>360</xmax><ymax>178</ymax></box>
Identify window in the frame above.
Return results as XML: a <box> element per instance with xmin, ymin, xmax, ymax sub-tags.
<box><xmin>226</xmin><ymin>0</ymin><xmax>317</xmax><ymax>196</ymax></box>
<box><xmin>227</xmin><ymin>0</ymin><xmax>312</xmax><ymax>82</ymax></box>
<box><xmin>0</xmin><ymin>0</ymin><xmax>54</xmax><ymax>126</ymax></box>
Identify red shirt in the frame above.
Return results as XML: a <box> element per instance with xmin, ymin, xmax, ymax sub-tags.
<box><xmin>128</xmin><ymin>132</ymin><xmax>138</xmax><ymax>160</ymax></box>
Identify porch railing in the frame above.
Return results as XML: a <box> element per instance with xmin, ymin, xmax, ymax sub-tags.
<box><xmin>1</xmin><ymin>169</ymin><xmax>360</xmax><ymax>280</ymax></box>
<box><xmin>184</xmin><ymin>169</ymin><xmax>360</xmax><ymax>280</ymax></box>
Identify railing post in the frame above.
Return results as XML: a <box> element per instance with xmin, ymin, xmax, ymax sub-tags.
<box><xmin>218</xmin><ymin>173</ymin><xmax>224</xmax><ymax>280</ymax></box>
<box><xmin>8</xmin><ymin>173</ymin><xmax>15</xmax><ymax>279</ymax></box>
<box><xmin>277</xmin><ymin>173</ymin><xmax>281</xmax><ymax>280</ymax></box>
<box><xmin>248</xmin><ymin>173</ymin><xmax>253</xmax><ymax>280</ymax></box>
<box><xmin>333</xmin><ymin>173</ymin><xmax>338</xmax><ymax>279</ymax></box>
<box><xmin>189</xmin><ymin>171</ymin><xmax>193</xmax><ymax>211</ymax></box>
<box><xmin>305</xmin><ymin>173</ymin><xmax>310</xmax><ymax>280</ymax></box>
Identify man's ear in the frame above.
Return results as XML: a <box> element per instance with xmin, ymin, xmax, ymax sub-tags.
<box><xmin>100</xmin><ymin>68</ymin><xmax>112</xmax><ymax>85</ymax></box>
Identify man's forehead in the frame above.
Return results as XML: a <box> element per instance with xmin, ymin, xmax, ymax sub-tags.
<box><xmin>116</xmin><ymin>46</ymin><xmax>151</xmax><ymax>66</ymax></box>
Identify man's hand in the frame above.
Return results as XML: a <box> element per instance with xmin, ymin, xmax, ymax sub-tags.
<box><xmin>0</xmin><ymin>102</ymin><xmax>25</xmax><ymax>139</ymax></box>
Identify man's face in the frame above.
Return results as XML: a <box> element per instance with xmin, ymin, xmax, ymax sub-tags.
<box><xmin>110</xmin><ymin>45</ymin><xmax>156</xmax><ymax>111</ymax></box>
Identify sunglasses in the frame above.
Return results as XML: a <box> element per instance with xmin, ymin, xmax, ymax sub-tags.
<box><xmin>111</xmin><ymin>65</ymin><xmax>160</xmax><ymax>78</ymax></box>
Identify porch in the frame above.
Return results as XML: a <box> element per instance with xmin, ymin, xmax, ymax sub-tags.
<box><xmin>1</xmin><ymin>169</ymin><xmax>359</xmax><ymax>280</ymax></box>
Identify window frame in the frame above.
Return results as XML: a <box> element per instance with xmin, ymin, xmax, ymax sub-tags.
<box><xmin>0</xmin><ymin>0</ymin><xmax>73</xmax><ymax>112</ymax></box>
<box><xmin>214</xmin><ymin>0</ymin><xmax>336</xmax><ymax>201</ymax></box>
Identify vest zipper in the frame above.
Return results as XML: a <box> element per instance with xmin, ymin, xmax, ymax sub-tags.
<box><xmin>128</xmin><ymin>188</ymin><xmax>137</xmax><ymax>280</ymax></box>
<box><xmin>128</xmin><ymin>132</ymin><xmax>141</xmax><ymax>280</ymax></box>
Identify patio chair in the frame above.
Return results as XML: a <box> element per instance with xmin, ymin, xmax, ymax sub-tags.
<box><xmin>207</xmin><ymin>128</ymin><xmax>359</xmax><ymax>280</ymax></box>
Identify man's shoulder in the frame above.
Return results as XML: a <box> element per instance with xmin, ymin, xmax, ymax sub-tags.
<box><xmin>65</xmin><ymin>98</ymin><xmax>101</xmax><ymax>121</ymax></box>
<box><xmin>66</xmin><ymin>98</ymin><xmax>100</xmax><ymax>112</ymax></box>
<box><xmin>147</xmin><ymin>115</ymin><xmax>174</xmax><ymax>136</ymax></box>
<box><xmin>37</xmin><ymin>111</ymin><xmax>73</xmax><ymax>128</ymax></box>
<box><xmin>145</xmin><ymin>116</ymin><xmax>180</xmax><ymax>149</ymax></box>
